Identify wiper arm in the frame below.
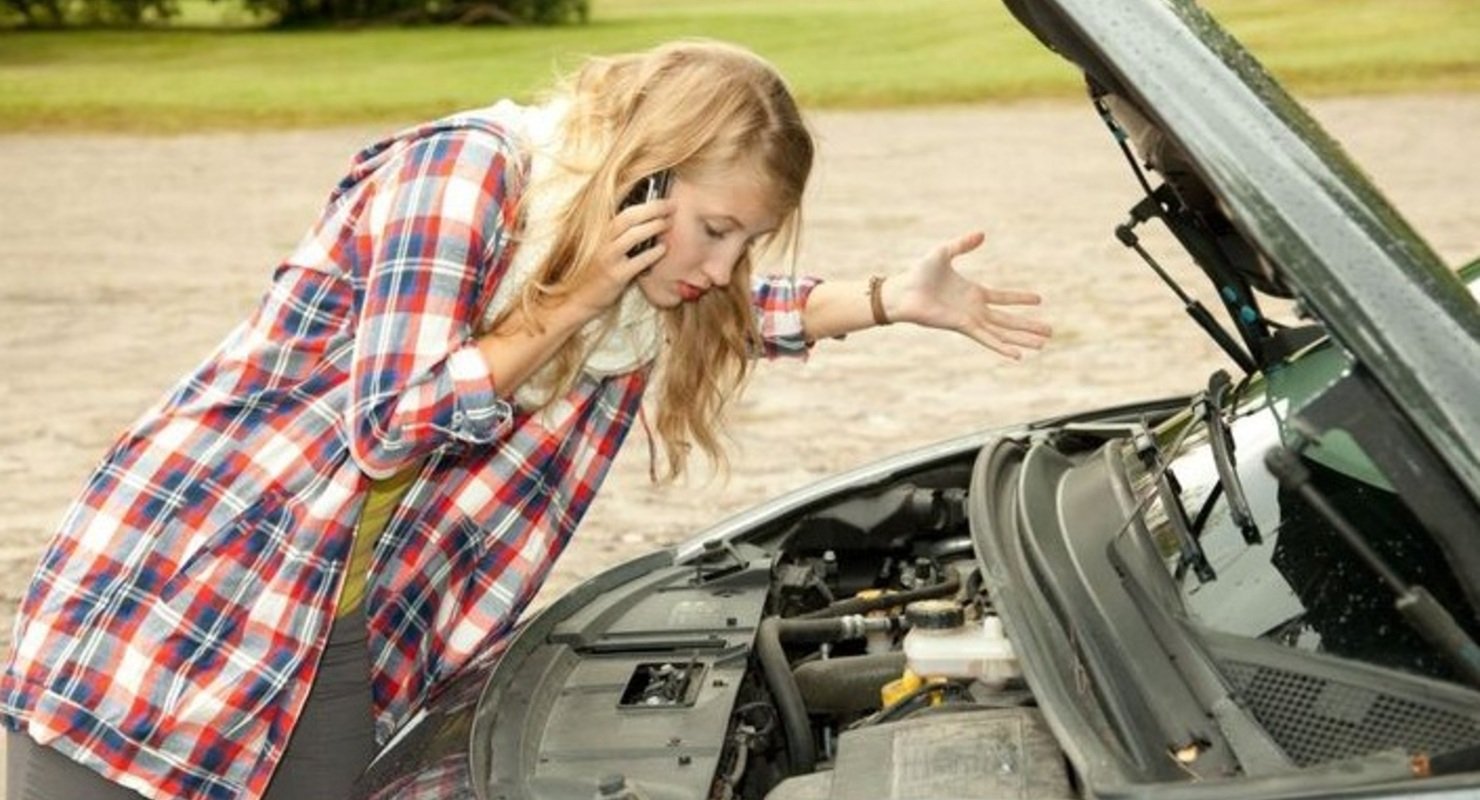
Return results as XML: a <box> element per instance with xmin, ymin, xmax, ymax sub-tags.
<box><xmin>1132</xmin><ymin>422</ymin><xmax>1216</xmax><ymax>584</ymax></box>
<box><xmin>1201</xmin><ymin>370</ymin><xmax>1261</xmax><ymax>545</ymax></box>
<box><xmin>1265</xmin><ymin>445</ymin><xmax>1480</xmax><ymax>690</ymax></box>
<box><xmin>1074</xmin><ymin>407</ymin><xmax>1218</xmax><ymax>583</ymax></box>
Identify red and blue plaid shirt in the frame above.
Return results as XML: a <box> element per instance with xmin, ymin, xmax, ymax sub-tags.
<box><xmin>2</xmin><ymin>110</ymin><xmax>817</xmax><ymax>800</ymax></box>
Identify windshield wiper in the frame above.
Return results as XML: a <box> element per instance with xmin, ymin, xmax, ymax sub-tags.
<box><xmin>1265</xmin><ymin>445</ymin><xmax>1480</xmax><ymax>690</ymax></box>
<box><xmin>1198</xmin><ymin>370</ymin><xmax>1261</xmax><ymax>545</ymax></box>
<box><xmin>1132</xmin><ymin>421</ymin><xmax>1217</xmax><ymax>584</ymax></box>
<box><xmin>1060</xmin><ymin>408</ymin><xmax>1217</xmax><ymax>584</ymax></box>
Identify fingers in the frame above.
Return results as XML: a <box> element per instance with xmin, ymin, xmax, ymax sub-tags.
<box><xmin>993</xmin><ymin>327</ymin><xmax>1051</xmax><ymax>349</ymax></box>
<box><xmin>946</xmin><ymin>230</ymin><xmax>986</xmax><ymax>258</ymax></box>
<box><xmin>623</xmin><ymin>240</ymin><xmax>666</xmax><ymax>278</ymax></box>
<box><xmin>614</xmin><ymin>198</ymin><xmax>673</xmax><ymax>228</ymax></box>
<box><xmin>959</xmin><ymin>319</ymin><xmax>1051</xmax><ymax>360</ymax></box>
<box><xmin>613</xmin><ymin>214</ymin><xmax>671</xmax><ymax>259</ymax></box>
<box><xmin>984</xmin><ymin>287</ymin><xmax>1043</xmax><ymax>306</ymax></box>
<box><xmin>959</xmin><ymin>296</ymin><xmax>1052</xmax><ymax>359</ymax></box>
<box><xmin>609</xmin><ymin>202</ymin><xmax>672</xmax><ymax>282</ymax></box>
<box><xmin>916</xmin><ymin>229</ymin><xmax>1054</xmax><ymax>360</ymax></box>
<box><xmin>961</xmin><ymin>326</ymin><xmax>1023</xmax><ymax>361</ymax></box>
<box><xmin>986</xmin><ymin>307</ymin><xmax>1053</xmax><ymax>338</ymax></box>
<box><xmin>927</xmin><ymin>231</ymin><xmax>986</xmax><ymax>267</ymax></box>
<box><xmin>975</xmin><ymin>318</ymin><xmax>1048</xmax><ymax>350</ymax></box>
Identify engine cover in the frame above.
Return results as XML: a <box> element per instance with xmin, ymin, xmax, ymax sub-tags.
<box><xmin>766</xmin><ymin>707</ymin><xmax>1072</xmax><ymax>800</ymax></box>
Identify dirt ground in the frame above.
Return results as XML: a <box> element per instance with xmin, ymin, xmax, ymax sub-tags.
<box><xmin>0</xmin><ymin>94</ymin><xmax>1476</xmax><ymax>789</ymax></box>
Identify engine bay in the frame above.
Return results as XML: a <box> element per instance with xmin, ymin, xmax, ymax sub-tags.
<box><xmin>474</xmin><ymin>456</ymin><xmax>1076</xmax><ymax>800</ymax></box>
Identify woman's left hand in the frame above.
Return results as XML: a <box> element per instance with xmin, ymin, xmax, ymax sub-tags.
<box><xmin>884</xmin><ymin>230</ymin><xmax>1052</xmax><ymax>360</ymax></box>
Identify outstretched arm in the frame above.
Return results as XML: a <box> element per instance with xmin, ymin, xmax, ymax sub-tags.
<box><xmin>801</xmin><ymin>230</ymin><xmax>1052</xmax><ymax>359</ymax></box>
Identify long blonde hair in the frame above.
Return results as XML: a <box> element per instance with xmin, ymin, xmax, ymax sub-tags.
<box><xmin>503</xmin><ymin>40</ymin><xmax>814</xmax><ymax>480</ymax></box>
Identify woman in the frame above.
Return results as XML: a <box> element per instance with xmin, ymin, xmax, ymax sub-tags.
<box><xmin>1</xmin><ymin>40</ymin><xmax>1050</xmax><ymax>799</ymax></box>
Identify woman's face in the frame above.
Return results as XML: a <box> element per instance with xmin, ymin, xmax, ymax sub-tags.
<box><xmin>635</xmin><ymin>168</ymin><xmax>780</xmax><ymax>308</ymax></box>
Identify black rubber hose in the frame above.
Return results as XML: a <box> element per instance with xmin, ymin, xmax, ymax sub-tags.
<box><xmin>756</xmin><ymin>617</ymin><xmax>816</xmax><ymax>773</ymax></box>
<box><xmin>770</xmin><ymin>617</ymin><xmax>857</xmax><ymax>643</ymax></box>
<box><xmin>758</xmin><ymin>575</ymin><xmax>959</xmax><ymax>774</ymax></box>
<box><xmin>797</xmin><ymin>574</ymin><xmax>960</xmax><ymax>619</ymax></box>
<box><xmin>793</xmin><ymin>653</ymin><xmax>907</xmax><ymax>714</ymax></box>
<box><xmin>756</xmin><ymin>614</ymin><xmax>903</xmax><ymax>774</ymax></box>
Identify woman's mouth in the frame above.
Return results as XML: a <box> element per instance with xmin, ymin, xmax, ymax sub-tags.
<box><xmin>677</xmin><ymin>282</ymin><xmax>706</xmax><ymax>302</ymax></box>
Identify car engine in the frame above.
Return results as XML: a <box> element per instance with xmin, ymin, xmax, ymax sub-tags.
<box><xmin>718</xmin><ymin>480</ymin><xmax>1073</xmax><ymax>800</ymax></box>
<box><xmin>474</xmin><ymin>456</ymin><xmax>1077</xmax><ymax>800</ymax></box>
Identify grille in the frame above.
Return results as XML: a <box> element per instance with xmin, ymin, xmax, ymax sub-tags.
<box><xmin>1223</xmin><ymin>662</ymin><xmax>1480</xmax><ymax>767</ymax></box>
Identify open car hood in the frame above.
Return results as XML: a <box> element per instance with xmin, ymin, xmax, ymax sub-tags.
<box><xmin>1002</xmin><ymin>0</ymin><xmax>1480</xmax><ymax>501</ymax></box>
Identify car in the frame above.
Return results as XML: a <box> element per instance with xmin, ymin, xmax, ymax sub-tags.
<box><xmin>351</xmin><ymin>0</ymin><xmax>1480</xmax><ymax>797</ymax></box>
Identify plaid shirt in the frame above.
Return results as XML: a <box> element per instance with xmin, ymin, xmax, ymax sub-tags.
<box><xmin>2</xmin><ymin>111</ymin><xmax>817</xmax><ymax>800</ymax></box>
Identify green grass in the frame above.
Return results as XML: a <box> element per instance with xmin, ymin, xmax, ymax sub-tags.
<box><xmin>1</xmin><ymin>0</ymin><xmax>1477</xmax><ymax>132</ymax></box>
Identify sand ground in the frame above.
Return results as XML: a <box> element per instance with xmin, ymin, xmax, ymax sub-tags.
<box><xmin>0</xmin><ymin>94</ymin><xmax>1476</xmax><ymax>792</ymax></box>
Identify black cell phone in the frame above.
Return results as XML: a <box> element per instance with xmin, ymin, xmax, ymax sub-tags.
<box><xmin>620</xmin><ymin>170</ymin><xmax>672</xmax><ymax>258</ymax></box>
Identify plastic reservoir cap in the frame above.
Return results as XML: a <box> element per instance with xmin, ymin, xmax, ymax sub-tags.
<box><xmin>905</xmin><ymin>599</ymin><xmax>964</xmax><ymax>630</ymax></box>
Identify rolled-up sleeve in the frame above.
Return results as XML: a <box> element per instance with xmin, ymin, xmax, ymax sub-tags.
<box><xmin>751</xmin><ymin>273</ymin><xmax>822</xmax><ymax>360</ymax></box>
<box><xmin>346</xmin><ymin>129</ymin><xmax>518</xmax><ymax>478</ymax></box>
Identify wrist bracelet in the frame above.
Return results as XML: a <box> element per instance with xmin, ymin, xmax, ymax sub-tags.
<box><xmin>868</xmin><ymin>275</ymin><xmax>892</xmax><ymax>326</ymax></box>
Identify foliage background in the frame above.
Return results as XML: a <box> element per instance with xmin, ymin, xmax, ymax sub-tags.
<box><xmin>1</xmin><ymin>0</ymin><xmax>1478</xmax><ymax>133</ymax></box>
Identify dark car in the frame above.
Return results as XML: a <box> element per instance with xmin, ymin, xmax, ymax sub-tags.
<box><xmin>353</xmin><ymin>0</ymin><xmax>1480</xmax><ymax>797</ymax></box>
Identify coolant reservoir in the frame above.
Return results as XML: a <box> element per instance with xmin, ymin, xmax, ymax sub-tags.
<box><xmin>902</xmin><ymin>600</ymin><xmax>1021</xmax><ymax>690</ymax></box>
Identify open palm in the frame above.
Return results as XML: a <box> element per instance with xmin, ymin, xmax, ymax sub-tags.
<box><xmin>890</xmin><ymin>231</ymin><xmax>1053</xmax><ymax>359</ymax></box>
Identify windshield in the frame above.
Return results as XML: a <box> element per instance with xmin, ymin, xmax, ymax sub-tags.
<box><xmin>1131</xmin><ymin>339</ymin><xmax>1480</xmax><ymax>686</ymax></box>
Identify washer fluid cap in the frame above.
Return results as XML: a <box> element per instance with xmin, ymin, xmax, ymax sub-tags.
<box><xmin>905</xmin><ymin>599</ymin><xmax>964</xmax><ymax>630</ymax></box>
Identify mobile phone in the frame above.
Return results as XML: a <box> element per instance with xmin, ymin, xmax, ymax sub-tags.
<box><xmin>620</xmin><ymin>170</ymin><xmax>672</xmax><ymax>258</ymax></box>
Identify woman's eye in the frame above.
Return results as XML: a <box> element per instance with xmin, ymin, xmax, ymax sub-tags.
<box><xmin>704</xmin><ymin>225</ymin><xmax>726</xmax><ymax>240</ymax></box>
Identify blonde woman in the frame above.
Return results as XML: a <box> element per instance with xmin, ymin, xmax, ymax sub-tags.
<box><xmin>1</xmin><ymin>40</ymin><xmax>1050</xmax><ymax>799</ymax></box>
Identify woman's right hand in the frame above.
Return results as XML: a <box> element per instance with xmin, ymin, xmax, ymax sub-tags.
<box><xmin>479</xmin><ymin>198</ymin><xmax>673</xmax><ymax>396</ymax></box>
<box><xmin>568</xmin><ymin>198</ymin><xmax>672</xmax><ymax>319</ymax></box>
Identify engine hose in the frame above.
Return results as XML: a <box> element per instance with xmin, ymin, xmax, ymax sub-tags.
<box><xmin>755</xmin><ymin>614</ymin><xmax>900</xmax><ymax>774</ymax></box>
<box><xmin>797</xmin><ymin>574</ymin><xmax>961</xmax><ymax>620</ymax></box>
<box><xmin>756</xmin><ymin>617</ymin><xmax>814</xmax><ymax>773</ymax></box>
<box><xmin>927</xmin><ymin>535</ymin><xmax>975</xmax><ymax>561</ymax></box>
<box><xmin>793</xmin><ymin>653</ymin><xmax>908</xmax><ymax>714</ymax></box>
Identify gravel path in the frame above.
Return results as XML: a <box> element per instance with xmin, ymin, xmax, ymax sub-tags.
<box><xmin>0</xmin><ymin>93</ymin><xmax>1476</xmax><ymax>790</ymax></box>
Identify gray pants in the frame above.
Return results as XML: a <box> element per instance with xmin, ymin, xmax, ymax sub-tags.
<box><xmin>6</xmin><ymin>606</ymin><xmax>377</xmax><ymax>799</ymax></box>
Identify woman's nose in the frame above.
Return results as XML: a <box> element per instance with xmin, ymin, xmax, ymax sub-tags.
<box><xmin>701</xmin><ymin>253</ymin><xmax>736</xmax><ymax>288</ymax></box>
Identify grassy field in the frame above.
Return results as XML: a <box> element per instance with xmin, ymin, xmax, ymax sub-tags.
<box><xmin>1</xmin><ymin>0</ymin><xmax>1477</xmax><ymax>132</ymax></box>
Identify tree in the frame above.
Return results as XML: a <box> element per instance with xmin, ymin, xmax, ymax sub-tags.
<box><xmin>234</xmin><ymin>0</ymin><xmax>587</xmax><ymax>26</ymax></box>
<box><xmin>1</xmin><ymin>0</ymin><xmax>584</xmax><ymax>27</ymax></box>
<box><xmin>4</xmin><ymin>0</ymin><xmax>173</xmax><ymax>25</ymax></box>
